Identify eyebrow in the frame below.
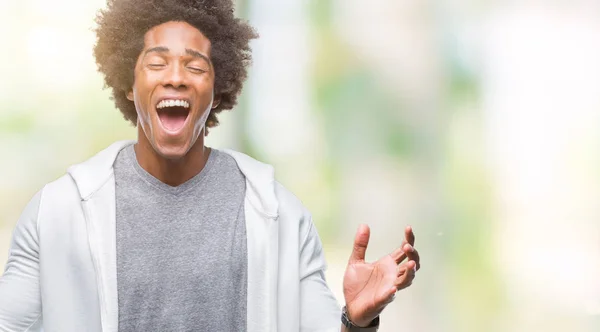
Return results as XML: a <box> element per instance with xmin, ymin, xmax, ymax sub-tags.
<box><xmin>144</xmin><ymin>46</ymin><xmax>211</xmax><ymax>65</ymax></box>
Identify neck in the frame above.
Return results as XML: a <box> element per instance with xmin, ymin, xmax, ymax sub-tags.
<box><xmin>134</xmin><ymin>127</ymin><xmax>210</xmax><ymax>187</ymax></box>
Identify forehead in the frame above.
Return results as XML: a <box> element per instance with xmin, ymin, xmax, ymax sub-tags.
<box><xmin>143</xmin><ymin>21</ymin><xmax>211</xmax><ymax>54</ymax></box>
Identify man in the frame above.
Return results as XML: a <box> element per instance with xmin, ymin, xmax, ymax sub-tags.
<box><xmin>0</xmin><ymin>0</ymin><xmax>420</xmax><ymax>331</ymax></box>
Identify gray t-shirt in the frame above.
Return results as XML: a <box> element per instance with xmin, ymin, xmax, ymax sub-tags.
<box><xmin>113</xmin><ymin>144</ymin><xmax>247</xmax><ymax>332</ymax></box>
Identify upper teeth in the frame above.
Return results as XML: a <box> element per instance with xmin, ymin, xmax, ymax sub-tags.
<box><xmin>157</xmin><ymin>99</ymin><xmax>189</xmax><ymax>109</ymax></box>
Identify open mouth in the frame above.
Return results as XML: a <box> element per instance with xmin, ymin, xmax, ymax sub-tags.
<box><xmin>156</xmin><ymin>99</ymin><xmax>190</xmax><ymax>132</ymax></box>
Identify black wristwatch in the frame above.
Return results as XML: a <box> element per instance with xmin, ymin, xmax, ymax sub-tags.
<box><xmin>341</xmin><ymin>306</ymin><xmax>380</xmax><ymax>331</ymax></box>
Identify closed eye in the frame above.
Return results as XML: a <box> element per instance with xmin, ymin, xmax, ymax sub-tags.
<box><xmin>187</xmin><ymin>67</ymin><xmax>207</xmax><ymax>73</ymax></box>
<box><xmin>148</xmin><ymin>64</ymin><xmax>166</xmax><ymax>69</ymax></box>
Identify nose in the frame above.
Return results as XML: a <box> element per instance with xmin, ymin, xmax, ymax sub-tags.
<box><xmin>162</xmin><ymin>63</ymin><xmax>187</xmax><ymax>89</ymax></box>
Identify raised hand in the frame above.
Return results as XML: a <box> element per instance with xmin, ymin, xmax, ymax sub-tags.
<box><xmin>342</xmin><ymin>225</ymin><xmax>420</xmax><ymax>327</ymax></box>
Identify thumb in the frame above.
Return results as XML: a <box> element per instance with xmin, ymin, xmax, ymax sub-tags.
<box><xmin>349</xmin><ymin>224</ymin><xmax>370</xmax><ymax>263</ymax></box>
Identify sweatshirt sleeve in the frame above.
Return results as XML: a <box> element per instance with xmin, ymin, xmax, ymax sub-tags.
<box><xmin>299</xmin><ymin>217</ymin><xmax>342</xmax><ymax>332</ymax></box>
<box><xmin>0</xmin><ymin>189</ymin><xmax>43</xmax><ymax>331</ymax></box>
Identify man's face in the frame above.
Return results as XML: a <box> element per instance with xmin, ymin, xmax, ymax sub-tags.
<box><xmin>127</xmin><ymin>21</ymin><xmax>218</xmax><ymax>159</ymax></box>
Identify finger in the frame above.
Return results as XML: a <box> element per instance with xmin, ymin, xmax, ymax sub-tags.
<box><xmin>349</xmin><ymin>224</ymin><xmax>370</xmax><ymax>263</ymax></box>
<box><xmin>405</xmin><ymin>225</ymin><xmax>415</xmax><ymax>246</ymax></box>
<box><xmin>395</xmin><ymin>260</ymin><xmax>416</xmax><ymax>290</ymax></box>
<box><xmin>382</xmin><ymin>286</ymin><xmax>398</xmax><ymax>305</ymax></box>
<box><xmin>390</xmin><ymin>246</ymin><xmax>407</xmax><ymax>264</ymax></box>
<box><xmin>396</xmin><ymin>264</ymin><xmax>406</xmax><ymax>277</ymax></box>
<box><xmin>402</xmin><ymin>244</ymin><xmax>421</xmax><ymax>271</ymax></box>
<box><xmin>391</xmin><ymin>226</ymin><xmax>415</xmax><ymax>263</ymax></box>
<box><xmin>396</xmin><ymin>269</ymin><xmax>415</xmax><ymax>290</ymax></box>
<box><xmin>390</xmin><ymin>242</ymin><xmax>418</xmax><ymax>266</ymax></box>
<box><xmin>396</xmin><ymin>260</ymin><xmax>416</xmax><ymax>276</ymax></box>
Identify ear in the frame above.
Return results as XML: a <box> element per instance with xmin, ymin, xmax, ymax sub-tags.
<box><xmin>126</xmin><ymin>90</ymin><xmax>134</xmax><ymax>101</ymax></box>
<box><xmin>211</xmin><ymin>94</ymin><xmax>221</xmax><ymax>109</ymax></box>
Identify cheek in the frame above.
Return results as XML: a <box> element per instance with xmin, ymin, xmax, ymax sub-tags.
<box><xmin>193</xmin><ymin>82</ymin><xmax>215</xmax><ymax>118</ymax></box>
<box><xmin>131</xmin><ymin>75</ymin><xmax>153</xmax><ymax>117</ymax></box>
<box><xmin>199</xmin><ymin>104</ymin><xmax>212</xmax><ymax>125</ymax></box>
<box><xmin>131</xmin><ymin>92</ymin><xmax>153</xmax><ymax>131</ymax></box>
<box><xmin>191</xmin><ymin>102</ymin><xmax>212</xmax><ymax>131</ymax></box>
<box><xmin>198</xmin><ymin>91</ymin><xmax>214</xmax><ymax>120</ymax></box>
<box><xmin>132</xmin><ymin>88</ymin><xmax>145</xmax><ymax>115</ymax></box>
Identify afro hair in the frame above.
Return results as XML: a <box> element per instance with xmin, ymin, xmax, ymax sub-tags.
<box><xmin>93</xmin><ymin>0</ymin><xmax>258</xmax><ymax>128</ymax></box>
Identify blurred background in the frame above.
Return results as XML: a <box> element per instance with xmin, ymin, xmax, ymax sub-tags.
<box><xmin>1</xmin><ymin>0</ymin><xmax>600</xmax><ymax>331</ymax></box>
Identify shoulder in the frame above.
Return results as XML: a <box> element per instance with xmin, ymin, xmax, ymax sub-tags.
<box><xmin>273</xmin><ymin>181</ymin><xmax>317</xmax><ymax>242</ymax></box>
<box><xmin>35</xmin><ymin>174</ymin><xmax>83</xmax><ymax>232</ymax></box>
<box><xmin>274</xmin><ymin>181</ymin><xmax>309</xmax><ymax>220</ymax></box>
<box><xmin>11</xmin><ymin>173</ymin><xmax>78</xmax><ymax>241</ymax></box>
<box><xmin>43</xmin><ymin>174</ymin><xmax>81</xmax><ymax>205</ymax></box>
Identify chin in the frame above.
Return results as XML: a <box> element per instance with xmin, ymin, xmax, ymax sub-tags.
<box><xmin>151</xmin><ymin>136</ymin><xmax>194</xmax><ymax>160</ymax></box>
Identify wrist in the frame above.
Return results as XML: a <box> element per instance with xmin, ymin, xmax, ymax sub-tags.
<box><xmin>342</xmin><ymin>306</ymin><xmax>380</xmax><ymax>330</ymax></box>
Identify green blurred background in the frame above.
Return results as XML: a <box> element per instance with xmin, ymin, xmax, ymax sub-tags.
<box><xmin>1</xmin><ymin>0</ymin><xmax>599</xmax><ymax>331</ymax></box>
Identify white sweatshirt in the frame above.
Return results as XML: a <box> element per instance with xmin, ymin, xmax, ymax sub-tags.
<box><xmin>0</xmin><ymin>141</ymin><xmax>341</xmax><ymax>332</ymax></box>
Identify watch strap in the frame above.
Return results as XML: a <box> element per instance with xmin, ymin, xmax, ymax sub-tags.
<box><xmin>341</xmin><ymin>306</ymin><xmax>379</xmax><ymax>331</ymax></box>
